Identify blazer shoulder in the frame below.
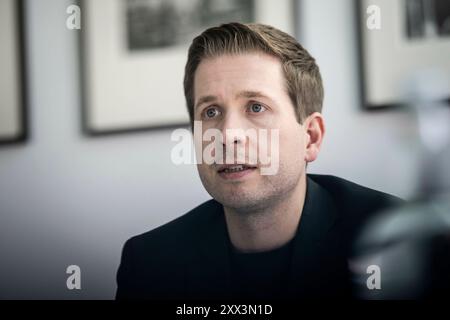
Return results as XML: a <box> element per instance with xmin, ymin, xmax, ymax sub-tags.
<box><xmin>116</xmin><ymin>199</ymin><xmax>223</xmax><ymax>299</ymax></box>
<box><xmin>125</xmin><ymin>199</ymin><xmax>222</xmax><ymax>252</ymax></box>
<box><xmin>307</xmin><ymin>174</ymin><xmax>405</xmax><ymax>247</ymax></box>
<box><xmin>308</xmin><ymin>174</ymin><xmax>404</xmax><ymax>219</ymax></box>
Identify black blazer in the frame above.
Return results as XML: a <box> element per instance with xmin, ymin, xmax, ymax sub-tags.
<box><xmin>116</xmin><ymin>174</ymin><xmax>402</xmax><ymax>300</ymax></box>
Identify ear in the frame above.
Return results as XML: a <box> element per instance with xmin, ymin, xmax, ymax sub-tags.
<box><xmin>304</xmin><ymin>112</ymin><xmax>325</xmax><ymax>163</ymax></box>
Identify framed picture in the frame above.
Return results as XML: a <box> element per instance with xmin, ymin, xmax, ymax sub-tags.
<box><xmin>357</xmin><ymin>0</ymin><xmax>450</xmax><ymax>109</ymax></box>
<box><xmin>80</xmin><ymin>0</ymin><xmax>297</xmax><ymax>135</ymax></box>
<box><xmin>0</xmin><ymin>0</ymin><xmax>27</xmax><ymax>145</ymax></box>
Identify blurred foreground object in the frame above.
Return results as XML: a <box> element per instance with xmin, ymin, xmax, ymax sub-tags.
<box><xmin>350</xmin><ymin>69</ymin><xmax>450</xmax><ymax>299</ymax></box>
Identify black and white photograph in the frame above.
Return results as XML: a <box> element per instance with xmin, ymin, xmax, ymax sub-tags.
<box><xmin>3</xmin><ymin>0</ymin><xmax>450</xmax><ymax>306</ymax></box>
<box><xmin>405</xmin><ymin>0</ymin><xmax>450</xmax><ymax>39</ymax></box>
<box><xmin>358</xmin><ymin>0</ymin><xmax>450</xmax><ymax>109</ymax></box>
<box><xmin>0</xmin><ymin>0</ymin><xmax>27</xmax><ymax>144</ymax></box>
<box><xmin>126</xmin><ymin>0</ymin><xmax>254</xmax><ymax>50</ymax></box>
<box><xmin>81</xmin><ymin>0</ymin><xmax>294</xmax><ymax>134</ymax></box>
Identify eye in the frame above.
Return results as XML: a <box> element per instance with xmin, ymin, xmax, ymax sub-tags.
<box><xmin>248</xmin><ymin>103</ymin><xmax>266</xmax><ymax>113</ymax></box>
<box><xmin>203</xmin><ymin>106</ymin><xmax>221</xmax><ymax>119</ymax></box>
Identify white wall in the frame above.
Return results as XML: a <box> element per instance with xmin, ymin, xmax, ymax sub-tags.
<box><xmin>301</xmin><ymin>0</ymin><xmax>419</xmax><ymax>197</ymax></box>
<box><xmin>0</xmin><ymin>0</ymin><xmax>419</xmax><ymax>299</ymax></box>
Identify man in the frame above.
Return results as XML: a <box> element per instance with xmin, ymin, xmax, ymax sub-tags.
<box><xmin>116</xmin><ymin>22</ymin><xmax>401</xmax><ymax>300</ymax></box>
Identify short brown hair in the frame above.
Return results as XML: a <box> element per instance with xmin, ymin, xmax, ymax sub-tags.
<box><xmin>183</xmin><ymin>22</ymin><xmax>324</xmax><ymax>125</ymax></box>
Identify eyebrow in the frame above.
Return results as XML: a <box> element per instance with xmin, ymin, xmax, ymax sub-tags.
<box><xmin>195</xmin><ymin>95</ymin><xmax>217</xmax><ymax>111</ymax></box>
<box><xmin>237</xmin><ymin>90</ymin><xmax>272</xmax><ymax>100</ymax></box>
<box><xmin>194</xmin><ymin>90</ymin><xmax>273</xmax><ymax>110</ymax></box>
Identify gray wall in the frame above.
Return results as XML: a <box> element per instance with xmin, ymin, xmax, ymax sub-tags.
<box><xmin>0</xmin><ymin>0</ymin><xmax>419</xmax><ymax>299</ymax></box>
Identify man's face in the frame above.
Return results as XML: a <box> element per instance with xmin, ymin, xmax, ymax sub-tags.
<box><xmin>193</xmin><ymin>53</ymin><xmax>309</xmax><ymax>212</ymax></box>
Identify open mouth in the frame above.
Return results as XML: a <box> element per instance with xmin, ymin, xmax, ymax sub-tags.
<box><xmin>217</xmin><ymin>164</ymin><xmax>257</xmax><ymax>173</ymax></box>
<box><xmin>217</xmin><ymin>164</ymin><xmax>258</xmax><ymax>179</ymax></box>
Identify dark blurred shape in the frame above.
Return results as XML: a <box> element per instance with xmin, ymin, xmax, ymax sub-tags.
<box><xmin>351</xmin><ymin>199</ymin><xmax>450</xmax><ymax>299</ymax></box>
<box><xmin>350</xmin><ymin>69</ymin><xmax>450</xmax><ymax>299</ymax></box>
<box><xmin>405</xmin><ymin>0</ymin><xmax>450</xmax><ymax>39</ymax></box>
<box><xmin>126</xmin><ymin>0</ymin><xmax>254</xmax><ymax>50</ymax></box>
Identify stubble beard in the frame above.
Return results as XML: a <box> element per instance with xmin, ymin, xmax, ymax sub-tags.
<box><xmin>198</xmin><ymin>163</ymin><xmax>304</xmax><ymax>215</ymax></box>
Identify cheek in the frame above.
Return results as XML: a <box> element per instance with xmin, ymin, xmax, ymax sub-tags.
<box><xmin>279</xmin><ymin>126</ymin><xmax>306</xmax><ymax>162</ymax></box>
<box><xmin>197</xmin><ymin>163</ymin><xmax>212</xmax><ymax>180</ymax></box>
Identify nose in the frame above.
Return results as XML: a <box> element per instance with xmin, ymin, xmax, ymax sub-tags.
<box><xmin>219</xmin><ymin>110</ymin><xmax>247</xmax><ymax>148</ymax></box>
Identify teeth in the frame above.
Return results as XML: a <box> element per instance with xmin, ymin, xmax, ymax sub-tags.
<box><xmin>223</xmin><ymin>165</ymin><xmax>245</xmax><ymax>173</ymax></box>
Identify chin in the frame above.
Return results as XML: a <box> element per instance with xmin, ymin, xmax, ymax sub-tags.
<box><xmin>211</xmin><ymin>189</ymin><xmax>271</xmax><ymax>212</ymax></box>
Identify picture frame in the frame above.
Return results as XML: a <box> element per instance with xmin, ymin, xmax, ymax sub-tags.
<box><xmin>80</xmin><ymin>0</ymin><xmax>297</xmax><ymax>135</ymax></box>
<box><xmin>0</xmin><ymin>0</ymin><xmax>28</xmax><ymax>145</ymax></box>
<box><xmin>356</xmin><ymin>0</ymin><xmax>450</xmax><ymax>110</ymax></box>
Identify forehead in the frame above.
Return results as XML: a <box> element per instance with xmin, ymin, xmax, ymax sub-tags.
<box><xmin>193</xmin><ymin>53</ymin><xmax>286</xmax><ymax>100</ymax></box>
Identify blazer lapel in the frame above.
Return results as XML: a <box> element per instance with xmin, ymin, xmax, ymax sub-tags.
<box><xmin>185</xmin><ymin>200</ymin><xmax>234</xmax><ymax>299</ymax></box>
<box><xmin>287</xmin><ymin>175</ymin><xmax>341</xmax><ymax>297</ymax></box>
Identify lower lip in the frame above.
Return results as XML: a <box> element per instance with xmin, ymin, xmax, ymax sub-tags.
<box><xmin>218</xmin><ymin>168</ymin><xmax>257</xmax><ymax>180</ymax></box>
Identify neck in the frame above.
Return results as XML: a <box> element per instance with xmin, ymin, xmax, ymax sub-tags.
<box><xmin>223</xmin><ymin>173</ymin><xmax>307</xmax><ymax>253</ymax></box>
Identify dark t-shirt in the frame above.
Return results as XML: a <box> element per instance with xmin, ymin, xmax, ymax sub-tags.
<box><xmin>229</xmin><ymin>239</ymin><xmax>294</xmax><ymax>300</ymax></box>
